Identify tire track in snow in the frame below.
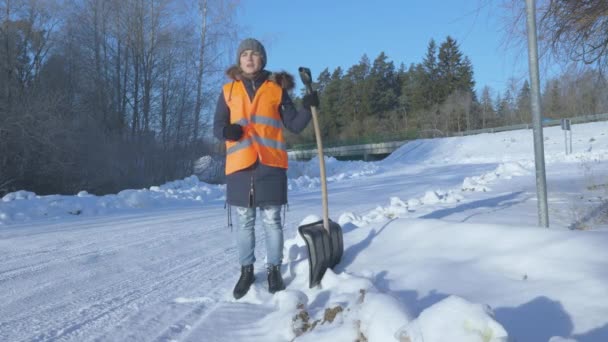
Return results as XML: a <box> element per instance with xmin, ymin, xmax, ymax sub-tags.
<box><xmin>0</xmin><ymin>208</ymin><xmax>236</xmax><ymax>342</ymax></box>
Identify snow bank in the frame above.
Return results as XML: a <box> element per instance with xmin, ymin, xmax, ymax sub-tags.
<box><xmin>395</xmin><ymin>296</ymin><xmax>508</xmax><ymax>342</ymax></box>
<box><xmin>0</xmin><ymin>176</ymin><xmax>225</xmax><ymax>224</ymax></box>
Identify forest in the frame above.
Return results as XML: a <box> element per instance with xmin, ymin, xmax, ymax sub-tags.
<box><xmin>1</xmin><ymin>0</ymin><xmax>607</xmax><ymax>196</ymax></box>
<box><xmin>286</xmin><ymin>39</ymin><xmax>608</xmax><ymax>148</ymax></box>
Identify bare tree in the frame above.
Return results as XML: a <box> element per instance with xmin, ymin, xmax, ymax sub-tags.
<box><xmin>439</xmin><ymin>90</ymin><xmax>473</xmax><ymax>133</ymax></box>
<box><xmin>192</xmin><ymin>0</ymin><xmax>208</xmax><ymax>143</ymax></box>
<box><xmin>539</xmin><ymin>0</ymin><xmax>608</xmax><ymax>70</ymax></box>
<box><xmin>0</xmin><ymin>0</ymin><xmax>241</xmax><ymax>196</ymax></box>
<box><xmin>0</xmin><ymin>0</ymin><xmax>63</xmax><ymax>194</ymax></box>
<box><xmin>480</xmin><ymin>86</ymin><xmax>494</xmax><ymax>128</ymax></box>
<box><xmin>191</xmin><ymin>0</ymin><xmax>240</xmax><ymax>143</ymax></box>
<box><xmin>503</xmin><ymin>0</ymin><xmax>608</xmax><ymax>72</ymax></box>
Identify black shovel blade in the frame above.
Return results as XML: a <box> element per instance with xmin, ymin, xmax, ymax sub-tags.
<box><xmin>326</xmin><ymin>219</ymin><xmax>343</xmax><ymax>268</ymax></box>
<box><xmin>298</xmin><ymin>219</ymin><xmax>344</xmax><ymax>288</ymax></box>
<box><xmin>298</xmin><ymin>222</ymin><xmax>330</xmax><ymax>288</ymax></box>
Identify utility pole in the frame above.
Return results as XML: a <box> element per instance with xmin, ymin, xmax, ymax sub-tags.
<box><xmin>525</xmin><ymin>0</ymin><xmax>549</xmax><ymax>227</ymax></box>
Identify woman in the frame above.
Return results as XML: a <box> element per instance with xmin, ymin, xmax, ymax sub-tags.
<box><xmin>213</xmin><ymin>38</ymin><xmax>318</xmax><ymax>299</ymax></box>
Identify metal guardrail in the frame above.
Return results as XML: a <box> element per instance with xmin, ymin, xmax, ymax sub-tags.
<box><xmin>447</xmin><ymin>113</ymin><xmax>608</xmax><ymax>137</ymax></box>
<box><xmin>288</xmin><ymin>140</ymin><xmax>409</xmax><ymax>161</ymax></box>
<box><xmin>288</xmin><ymin>129</ymin><xmax>419</xmax><ymax>151</ymax></box>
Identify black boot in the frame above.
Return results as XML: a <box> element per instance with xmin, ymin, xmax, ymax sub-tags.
<box><xmin>233</xmin><ymin>264</ymin><xmax>255</xmax><ymax>299</ymax></box>
<box><xmin>267</xmin><ymin>264</ymin><xmax>286</xmax><ymax>294</ymax></box>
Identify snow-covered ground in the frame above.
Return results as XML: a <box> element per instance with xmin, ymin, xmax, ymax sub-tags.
<box><xmin>2</xmin><ymin>121</ymin><xmax>608</xmax><ymax>342</ymax></box>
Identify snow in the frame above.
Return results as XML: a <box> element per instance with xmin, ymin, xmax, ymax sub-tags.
<box><xmin>395</xmin><ymin>296</ymin><xmax>508</xmax><ymax>342</ymax></box>
<box><xmin>2</xmin><ymin>121</ymin><xmax>608</xmax><ymax>341</ymax></box>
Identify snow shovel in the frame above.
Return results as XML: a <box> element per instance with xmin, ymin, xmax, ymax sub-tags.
<box><xmin>297</xmin><ymin>67</ymin><xmax>344</xmax><ymax>288</ymax></box>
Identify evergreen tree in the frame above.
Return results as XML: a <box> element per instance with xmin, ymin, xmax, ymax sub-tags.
<box><xmin>318</xmin><ymin>67</ymin><xmax>344</xmax><ymax>142</ymax></box>
<box><xmin>496</xmin><ymin>92</ymin><xmax>513</xmax><ymax>125</ymax></box>
<box><xmin>421</xmin><ymin>39</ymin><xmax>439</xmax><ymax>108</ymax></box>
<box><xmin>405</xmin><ymin>63</ymin><xmax>427</xmax><ymax>116</ymax></box>
<box><xmin>341</xmin><ymin>55</ymin><xmax>372</xmax><ymax>138</ymax></box>
<box><xmin>369</xmin><ymin>52</ymin><xmax>398</xmax><ymax>117</ymax></box>
<box><xmin>545</xmin><ymin>79</ymin><xmax>562</xmax><ymax>118</ymax></box>
<box><xmin>436</xmin><ymin>37</ymin><xmax>476</xmax><ymax>132</ymax></box>
<box><xmin>315</xmin><ymin>68</ymin><xmax>331</xmax><ymax>94</ymax></box>
<box><xmin>437</xmin><ymin>36</ymin><xmax>462</xmax><ymax>102</ymax></box>
<box><xmin>396</xmin><ymin>63</ymin><xmax>414</xmax><ymax>130</ymax></box>
<box><xmin>459</xmin><ymin>56</ymin><xmax>476</xmax><ymax>100</ymax></box>
<box><xmin>437</xmin><ymin>36</ymin><xmax>475</xmax><ymax>102</ymax></box>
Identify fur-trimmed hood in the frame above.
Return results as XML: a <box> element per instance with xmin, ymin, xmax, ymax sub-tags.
<box><xmin>225</xmin><ymin>65</ymin><xmax>294</xmax><ymax>90</ymax></box>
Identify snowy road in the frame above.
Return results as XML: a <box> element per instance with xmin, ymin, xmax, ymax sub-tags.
<box><xmin>0</xmin><ymin>208</ymin><xmax>238</xmax><ymax>341</ymax></box>
<box><xmin>0</xmin><ymin>162</ymin><xmax>500</xmax><ymax>341</ymax></box>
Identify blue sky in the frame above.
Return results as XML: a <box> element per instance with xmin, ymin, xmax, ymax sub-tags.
<box><xmin>235</xmin><ymin>0</ymin><xmax>532</xmax><ymax>97</ymax></box>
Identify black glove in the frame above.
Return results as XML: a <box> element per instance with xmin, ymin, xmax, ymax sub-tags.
<box><xmin>302</xmin><ymin>91</ymin><xmax>319</xmax><ymax>110</ymax></box>
<box><xmin>223</xmin><ymin>123</ymin><xmax>243</xmax><ymax>141</ymax></box>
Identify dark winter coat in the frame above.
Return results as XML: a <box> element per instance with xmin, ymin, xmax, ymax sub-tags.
<box><xmin>213</xmin><ymin>66</ymin><xmax>311</xmax><ymax>208</ymax></box>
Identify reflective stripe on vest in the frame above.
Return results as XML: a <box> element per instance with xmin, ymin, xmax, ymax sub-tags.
<box><xmin>223</xmin><ymin>80</ymin><xmax>288</xmax><ymax>175</ymax></box>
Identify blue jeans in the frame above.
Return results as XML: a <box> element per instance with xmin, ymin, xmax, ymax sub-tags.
<box><xmin>234</xmin><ymin>205</ymin><xmax>283</xmax><ymax>266</ymax></box>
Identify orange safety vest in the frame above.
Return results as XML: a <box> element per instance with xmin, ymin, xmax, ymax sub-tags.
<box><xmin>223</xmin><ymin>80</ymin><xmax>288</xmax><ymax>175</ymax></box>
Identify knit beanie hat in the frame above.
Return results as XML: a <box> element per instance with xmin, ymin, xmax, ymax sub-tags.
<box><xmin>237</xmin><ymin>38</ymin><xmax>267</xmax><ymax>68</ymax></box>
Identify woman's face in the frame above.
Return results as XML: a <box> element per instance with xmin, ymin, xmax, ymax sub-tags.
<box><xmin>239</xmin><ymin>50</ymin><xmax>263</xmax><ymax>75</ymax></box>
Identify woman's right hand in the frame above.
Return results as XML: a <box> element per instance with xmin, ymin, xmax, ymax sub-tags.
<box><xmin>223</xmin><ymin>124</ymin><xmax>244</xmax><ymax>141</ymax></box>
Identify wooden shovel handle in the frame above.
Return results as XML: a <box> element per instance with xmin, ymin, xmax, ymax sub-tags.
<box><xmin>299</xmin><ymin>67</ymin><xmax>330</xmax><ymax>232</ymax></box>
<box><xmin>310</xmin><ymin>105</ymin><xmax>330</xmax><ymax>232</ymax></box>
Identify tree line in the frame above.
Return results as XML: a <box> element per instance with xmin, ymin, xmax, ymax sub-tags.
<box><xmin>286</xmin><ymin>36</ymin><xmax>608</xmax><ymax>148</ymax></box>
<box><xmin>2</xmin><ymin>0</ymin><xmax>608</xmax><ymax>196</ymax></box>
<box><xmin>0</xmin><ymin>0</ymin><xmax>239</xmax><ymax>196</ymax></box>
